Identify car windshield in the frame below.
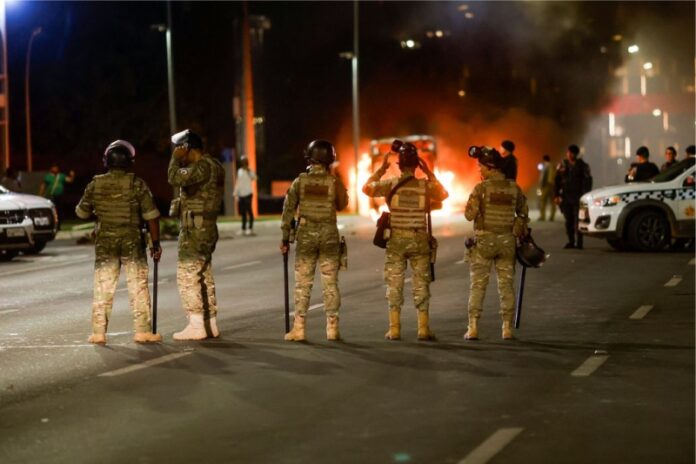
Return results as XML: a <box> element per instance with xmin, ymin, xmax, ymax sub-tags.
<box><xmin>651</xmin><ymin>157</ymin><xmax>695</xmax><ymax>183</ymax></box>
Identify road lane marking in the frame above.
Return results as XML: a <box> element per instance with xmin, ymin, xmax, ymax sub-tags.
<box><xmin>0</xmin><ymin>309</ymin><xmax>19</xmax><ymax>315</ymax></box>
<box><xmin>458</xmin><ymin>427</ymin><xmax>524</xmax><ymax>464</ymax></box>
<box><xmin>664</xmin><ymin>275</ymin><xmax>682</xmax><ymax>287</ymax></box>
<box><xmin>571</xmin><ymin>355</ymin><xmax>609</xmax><ymax>377</ymax></box>
<box><xmin>290</xmin><ymin>303</ymin><xmax>324</xmax><ymax>317</ymax></box>
<box><xmin>405</xmin><ymin>277</ymin><xmax>412</xmax><ymax>283</ymax></box>
<box><xmin>0</xmin><ymin>258</ymin><xmax>93</xmax><ymax>278</ymax></box>
<box><xmin>629</xmin><ymin>305</ymin><xmax>654</xmax><ymax>320</ymax></box>
<box><xmin>455</xmin><ymin>259</ymin><xmax>467</xmax><ymax>264</ymax></box>
<box><xmin>222</xmin><ymin>260</ymin><xmax>262</xmax><ymax>271</ymax></box>
<box><xmin>98</xmin><ymin>352</ymin><xmax>192</xmax><ymax>377</ymax></box>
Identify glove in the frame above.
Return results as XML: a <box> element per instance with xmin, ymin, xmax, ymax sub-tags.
<box><xmin>150</xmin><ymin>240</ymin><xmax>162</xmax><ymax>262</ymax></box>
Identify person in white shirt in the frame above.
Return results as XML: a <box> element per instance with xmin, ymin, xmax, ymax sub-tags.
<box><xmin>234</xmin><ymin>155</ymin><xmax>257</xmax><ymax>236</ymax></box>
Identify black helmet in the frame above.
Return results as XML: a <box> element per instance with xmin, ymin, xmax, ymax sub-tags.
<box><xmin>103</xmin><ymin>139</ymin><xmax>135</xmax><ymax>169</ymax></box>
<box><xmin>171</xmin><ymin>129</ymin><xmax>203</xmax><ymax>149</ymax></box>
<box><xmin>469</xmin><ymin>145</ymin><xmax>501</xmax><ymax>169</ymax></box>
<box><xmin>397</xmin><ymin>142</ymin><xmax>419</xmax><ymax>168</ymax></box>
<box><xmin>516</xmin><ymin>231</ymin><xmax>547</xmax><ymax>268</ymax></box>
<box><xmin>304</xmin><ymin>139</ymin><xmax>336</xmax><ymax>166</ymax></box>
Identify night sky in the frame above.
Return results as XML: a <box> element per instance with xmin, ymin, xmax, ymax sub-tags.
<box><xmin>4</xmin><ymin>1</ymin><xmax>694</xmax><ymax>205</ymax></box>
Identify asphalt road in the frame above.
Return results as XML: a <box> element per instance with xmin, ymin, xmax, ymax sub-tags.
<box><xmin>0</xmin><ymin>216</ymin><xmax>693</xmax><ymax>464</ymax></box>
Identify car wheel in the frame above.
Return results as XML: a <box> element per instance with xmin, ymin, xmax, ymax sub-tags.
<box><xmin>627</xmin><ymin>210</ymin><xmax>670</xmax><ymax>252</ymax></box>
<box><xmin>23</xmin><ymin>241</ymin><xmax>47</xmax><ymax>254</ymax></box>
<box><xmin>607</xmin><ymin>237</ymin><xmax>630</xmax><ymax>251</ymax></box>
<box><xmin>0</xmin><ymin>250</ymin><xmax>19</xmax><ymax>261</ymax></box>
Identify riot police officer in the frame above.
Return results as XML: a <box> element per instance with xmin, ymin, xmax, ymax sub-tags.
<box><xmin>464</xmin><ymin>146</ymin><xmax>529</xmax><ymax>340</ymax></box>
<box><xmin>281</xmin><ymin>140</ymin><xmax>349</xmax><ymax>341</ymax></box>
<box><xmin>76</xmin><ymin>140</ymin><xmax>162</xmax><ymax>345</ymax></box>
<box><xmin>362</xmin><ymin>142</ymin><xmax>448</xmax><ymax>341</ymax></box>
<box><xmin>168</xmin><ymin>129</ymin><xmax>225</xmax><ymax>340</ymax></box>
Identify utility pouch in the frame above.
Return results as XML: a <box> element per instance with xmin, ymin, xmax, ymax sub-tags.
<box><xmin>429</xmin><ymin>236</ymin><xmax>438</xmax><ymax>264</ymax></box>
<box><xmin>169</xmin><ymin>197</ymin><xmax>181</xmax><ymax>218</ymax></box>
<box><xmin>373</xmin><ymin>212</ymin><xmax>391</xmax><ymax>249</ymax></box>
<box><xmin>464</xmin><ymin>236</ymin><xmax>476</xmax><ymax>262</ymax></box>
<box><xmin>193</xmin><ymin>214</ymin><xmax>204</xmax><ymax>229</ymax></box>
<box><xmin>339</xmin><ymin>236</ymin><xmax>348</xmax><ymax>270</ymax></box>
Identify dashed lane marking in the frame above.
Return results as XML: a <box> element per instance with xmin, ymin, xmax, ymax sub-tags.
<box><xmin>458</xmin><ymin>427</ymin><xmax>524</xmax><ymax>464</ymax></box>
<box><xmin>0</xmin><ymin>258</ymin><xmax>93</xmax><ymax>278</ymax></box>
<box><xmin>0</xmin><ymin>309</ymin><xmax>19</xmax><ymax>315</ymax></box>
<box><xmin>455</xmin><ymin>259</ymin><xmax>467</xmax><ymax>264</ymax></box>
<box><xmin>290</xmin><ymin>303</ymin><xmax>324</xmax><ymax>317</ymax></box>
<box><xmin>98</xmin><ymin>352</ymin><xmax>192</xmax><ymax>377</ymax></box>
<box><xmin>629</xmin><ymin>305</ymin><xmax>654</xmax><ymax>320</ymax></box>
<box><xmin>571</xmin><ymin>355</ymin><xmax>609</xmax><ymax>377</ymax></box>
<box><xmin>664</xmin><ymin>275</ymin><xmax>682</xmax><ymax>287</ymax></box>
<box><xmin>222</xmin><ymin>260</ymin><xmax>262</xmax><ymax>271</ymax></box>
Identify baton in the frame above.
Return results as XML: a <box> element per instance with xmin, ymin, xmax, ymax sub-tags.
<box><xmin>283</xmin><ymin>252</ymin><xmax>290</xmax><ymax>333</ymax></box>
<box><xmin>514</xmin><ymin>265</ymin><xmax>527</xmax><ymax>329</ymax></box>
<box><xmin>152</xmin><ymin>258</ymin><xmax>159</xmax><ymax>334</ymax></box>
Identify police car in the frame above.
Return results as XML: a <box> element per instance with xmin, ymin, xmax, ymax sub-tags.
<box><xmin>579</xmin><ymin>157</ymin><xmax>695</xmax><ymax>251</ymax></box>
<box><xmin>0</xmin><ymin>185</ymin><xmax>58</xmax><ymax>260</ymax></box>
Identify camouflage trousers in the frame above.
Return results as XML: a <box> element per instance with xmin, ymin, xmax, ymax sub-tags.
<box><xmin>177</xmin><ymin>222</ymin><xmax>218</xmax><ymax>319</ymax></box>
<box><xmin>294</xmin><ymin>221</ymin><xmax>340</xmax><ymax>316</ymax></box>
<box><xmin>92</xmin><ymin>229</ymin><xmax>152</xmax><ymax>334</ymax></box>
<box><xmin>468</xmin><ymin>231</ymin><xmax>516</xmax><ymax>321</ymax></box>
<box><xmin>384</xmin><ymin>229</ymin><xmax>431</xmax><ymax>312</ymax></box>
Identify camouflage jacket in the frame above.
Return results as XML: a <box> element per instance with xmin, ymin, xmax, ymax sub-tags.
<box><xmin>168</xmin><ymin>153</ymin><xmax>225</xmax><ymax>219</ymax></box>
<box><xmin>465</xmin><ymin>171</ymin><xmax>528</xmax><ymax>235</ymax></box>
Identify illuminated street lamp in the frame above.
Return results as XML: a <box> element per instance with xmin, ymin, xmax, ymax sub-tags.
<box><xmin>627</xmin><ymin>44</ymin><xmax>639</xmax><ymax>54</ymax></box>
<box><xmin>642</xmin><ymin>62</ymin><xmax>653</xmax><ymax>70</ymax></box>
<box><xmin>25</xmin><ymin>26</ymin><xmax>41</xmax><ymax>172</ymax></box>
<box><xmin>150</xmin><ymin>2</ymin><xmax>177</xmax><ymax>136</ymax></box>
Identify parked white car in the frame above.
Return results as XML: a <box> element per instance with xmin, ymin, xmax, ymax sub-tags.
<box><xmin>579</xmin><ymin>157</ymin><xmax>695</xmax><ymax>251</ymax></box>
<box><xmin>0</xmin><ymin>185</ymin><xmax>58</xmax><ymax>260</ymax></box>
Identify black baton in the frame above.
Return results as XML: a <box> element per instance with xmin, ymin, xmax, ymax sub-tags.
<box><xmin>514</xmin><ymin>265</ymin><xmax>527</xmax><ymax>329</ymax></box>
<box><xmin>152</xmin><ymin>258</ymin><xmax>159</xmax><ymax>334</ymax></box>
<box><xmin>283</xmin><ymin>252</ymin><xmax>290</xmax><ymax>333</ymax></box>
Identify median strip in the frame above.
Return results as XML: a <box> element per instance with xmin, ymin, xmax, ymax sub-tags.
<box><xmin>222</xmin><ymin>260</ymin><xmax>262</xmax><ymax>271</ymax></box>
<box><xmin>664</xmin><ymin>275</ymin><xmax>682</xmax><ymax>287</ymax></box>
<box><xmin>571</xmin><ymin>354</ymin><xmax>609</xmax><ymax>377</ymax></box>
<box><xmin>629</xmin><ymin>305</ymin><xmax>654</xmax><ymax>320</ymax></box>
<box><xmin>98</xmin><ymin>352</ymin><xmax>192</xmax><ymax>377</ymax></box>
<box><xmin>458</xmin><ymin>427</ymin><xmax>524</xmax><ymax>464</ymax></box>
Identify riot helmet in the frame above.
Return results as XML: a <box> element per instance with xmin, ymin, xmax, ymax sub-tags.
<box><xmin>304</xmin><ymin>139</ymin><xmax>336</xmax><ymax>166</ymax></box>
<box><xmin>469</xmin><ymin>145</ymin><xmax>501</xmax><ymax>169</ymax></box>
<box><xmin>171</xmin><ymin>129</ymin><xmax>203</xmax><ymax>149</ymax></box>
<box><xmin>397</xmin><ymin>141</ymin><xmax>419</xmax><ymax>168</ymax></box>
<box><xmin>516</xmin><ymin>231</ymin><xmax>547</xmax><ymax>268</ymax></box>
<box><xmin>103</xmin><ymin>139</ymin><xmax>136</xmax><ymax>169</ymax></box>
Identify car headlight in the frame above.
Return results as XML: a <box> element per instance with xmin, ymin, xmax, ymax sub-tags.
<box><xmin>592</xmin><ymin>195</ymin><xmax>621</xmax><ymax>207</ymax></box>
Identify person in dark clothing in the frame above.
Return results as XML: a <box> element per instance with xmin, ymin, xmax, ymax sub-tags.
<box><xmin>554</xmin><ymin>144</ymin><xmax>592</xmax><ymax>249</ymax></box>
<box><xmin>660</xmin><ymin>146</ymin><xmax>678</xmax><ymax>172</ymax></box>
<box><xmin>686</xmin><ymin>145</ymin><xmax>695</xmax><ymax>158</ymax></box>
<box><xmin>625</xmin><ymin>146</ymin><xmax>659</xmax><ymax>182</ymax></box>
<box><xmin>499</xmin><ymin>140</ymin><xmax>518</xmax><ymax>181</ymax></box>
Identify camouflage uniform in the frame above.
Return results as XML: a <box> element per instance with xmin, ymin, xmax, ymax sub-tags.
<box><xmin>464</xmin><ymin>170</ymin><xmax>529</xmax><ymax>338</ymax></box>
<box><xmin>363</xmin><ymin>168</ymin><xmax>448</xmax><ymax>339</ymax></box>
<box><xmin>168</xmin><ymin>152</ymin><xmax>225</xmax><ymax>323</ymax></box>
<box><xmin>282</xmin><ymin>164</ymin><xmax>349</xmax><ymax>320</ymax></box>
<box><xmin>75</xmin><ymin>169</ymin><xmax>160</xmax><ymax>336</ymax></box>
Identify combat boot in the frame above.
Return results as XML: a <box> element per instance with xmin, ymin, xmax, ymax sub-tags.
<box><xmin>464</xmin><ymin>318</ymin><xmax>479</xmax><ymax>340</ymax></box>
<box><xmin>134</xmin><ymin>332</ymin><xmax>163</xmax><ymax>343</ymax></box>
<box><xmin>416</xmin><ymin>311</ymin><xmax>436</xmax><ymax>341</ymax></box>
<box><xmin>284</xmin><ymin>314</ymin><xmax>306</xmax><ymax>341</ymax></box>
<box><xmin>384</xmin><ymin>309</ymin><xmax>401</xmax><ymax>340</ymax></box>
<box><xmin>207</xmin><ymin>317</ymin><xmax>220</xmax><ymax>338</ymax></box>
<box><xmin>326</xmin><ymin>315</ymin><xmax>340</xmax><ymax>341</ymax></box>
<box><xmin>88</xmin><ymin>333</ymin><xmax>106</xmax><ymax>345</ymax></box>
<box><xmin>502</xmin><ymin>319</ymin><xmax>514</xmax><ymax>340</ymax></box>
<box><xmin>173</xmin><ymin>313</ymin><xmax>207</xmax><ymax>341</ymax></box>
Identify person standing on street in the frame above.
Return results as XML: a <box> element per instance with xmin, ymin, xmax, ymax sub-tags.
<box><xmin>362</xmin><ymin>142</ymin><xmax>448</xmax><ymax>341</ymax></box>
<box><xmin>281</xmin><ymin>140</ymin><xmax>349</xmax><ymax>342</ymax></box>
<box><xmin>554</xmin><ymin>144</ymin><xmax>592</xmax><ymax>249</ymax></box>
<box><xmin>1</xmin><ymin>167</ymin><xmax>21</xmax><ymax>192</ymax></box>
<box><xmin>234</xmin><ymin>155</ymin><xmax>257</xmax><ymax>236</ymax></box>
<box><xmin>168</xmin><ymin>129</ymin><xmax>225</xmax><ymax>340</ymax></box>
<box><xmin>538</xmin><ymin>154</ymin><xmax>556</xmax><ymax>221</ymax></box>
<box><xmin>40</xmin><ymin>163</ymin><xmax>75</xmax><ymax>225</ymax></box>
<box><xmin>660</xmin><ymin>146</ymin><xmax>678</xmax><ymax>172</ymax></box>
<box><xmin>499</xmin><ymin>140</ymin><xmax>518</xmax><ymax>181</ymax></box>
<box><xmin>75</xmin><ymin>140</ymin><xmax>162</xmax><ymax>345</ymax></box>
<box><xmin>464</xmin><ymin>146</ymin><xmax>529</xmax><ymax>341</ymax></box>
<box><xmin>625</xmin><ymin>146</ymin><xmax>659</xmax><ymax>182</ymax></box>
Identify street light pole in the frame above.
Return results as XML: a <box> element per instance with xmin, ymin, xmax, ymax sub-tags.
<box><xmin>165</xmin><ymin>2</ymin><xmax>177</xmax><ymax>134</ymax></box>
<box><xmin>351</xmin><ymin>0</ymin><xmax>360</xmax><ymax>214</ymax></box>
<box><xmin>25</xmin><ymin>26</ymin><xmax>41</xmax><ymax>172</ymax></box>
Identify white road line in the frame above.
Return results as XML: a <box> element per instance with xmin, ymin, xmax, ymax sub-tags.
<box><xmin>0</xmin><ymin>258</ymin><xmax>93</xmax><ymax>278</ymax></box>
<box><xmin>629</xmin><ymin>305</ymin><xmax>654</xmax><ymax>320</ymax></box>
<box><xmin>405</xmin><ymin>277</ymin><xmax>412</xmax><ymax>283</ymax></box>
<box><xmin>571</xmin><ymin>355</ymin><xmax>609</xmax><ymax>377</ymax></box>
<box><xmin>290</xmin><ymin>303</ymin><xmax>324</xmax><ymax>317</ymax></box>
<box><xmin>455</xmin><ymin>259</ymin><xmax>467</xmax><ymax>265</ymax></box>
<box><xmin>222</xmin><ymin>260</ymin><xmax>262</xmax><ymax>271</ymax></box>
<box><xmin>98</xmin><ymin>352</ymin><xmax>192</xmax><ymax>377</ymax></box>
<box><xmin>0</xmin><ymin>344</ymin><xmax>129</xmax><ymax>349</ymax></box>
<box><xmin>0</xmin><ymin>309</ymin><xmax>19</xmax><ymax>315</ymax></box>
<box><xmin>689</xmin><ymin>258</ymin><xmax>695</xmax><ymax>265</ymax></box>
<box><xmin>458</xmin><ymin>427</ymin><xmax>524</xmax><ymax>464</ymax></box>
<box><xmin>664</xmin><ymin>275</ymin><xmax>682</xmax><ymax>287</ymax></box>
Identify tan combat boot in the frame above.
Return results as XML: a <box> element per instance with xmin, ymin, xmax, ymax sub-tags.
<box><xmin>416</xmin><ymin>311</ymin><xmax>436</xmax><ymax>341</ymax></box>
<box><xmin>326</xmin><ymin>315</ymin><xmax>340</xmax><ymax>341</ymax></box>
<box><xmin>284</xmin><ymin>314</ymin><xmax>306</xmax><ymax>341</ymax></box>
<box><xmin>173</xmin><ymin>313</ymin><xmax>207</xmax><ymax>341</ymax></box>
<box><xmin>88</xmin><ymin>333</ymin><xmax>106</xmax><ymax>345</ymax></box>
<box><xmin>502</xmin><ymin>318</ymin><xmax>514</xmax><ymax>340</ymax></box>
<box><xmin>384</xmin><ymin>309</ymin><xmax>401</xmax><ymax>340</ymax></box>
<box><xmin>464</xmin><ymin>318</ymin><xmax>479</xmax><ymax>340</ymax></box>
<box><xmin>134</xmin><ymin>332</ymin><xmax>162</xmax><ymax>343</ymax></box>
<box><xmin>208</xmin><ymin>317</ymin><xmax>220</xmax><ymax>338</ymax></box>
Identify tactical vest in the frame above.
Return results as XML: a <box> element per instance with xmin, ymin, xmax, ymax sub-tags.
<box><xmin>92</xmin><ymin>172</ymin><xmax>140</xmax><ymax>226</ymax></box>
<box><xmin>478</xmin><ymin>178</ymin><xmax>517</xmax><ymax>233</ymax></box>
<box><xmin>390</xmin><ymin>178</ymin><xmax>427</xmax><ymax>229</ymax></box>
<box><xmin>181</xmin><ymin>155</ymin><xmax>224</xmax><ymax>219</ymax></box>
<box><xmin>298</xmin><ymin>173</ymin><xmax>336</xmax><ymax>223</ymax></box>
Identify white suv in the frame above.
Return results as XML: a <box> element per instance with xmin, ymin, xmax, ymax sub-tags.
<box><xmin>0</xmin><ymin>185</ymin><xmax>58</xmax><ymax>260</ymax></box>
<box><xmin>579</xmin><ymin>157</ymin><xmax>695</xmax><ymax>251</ymax></box>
